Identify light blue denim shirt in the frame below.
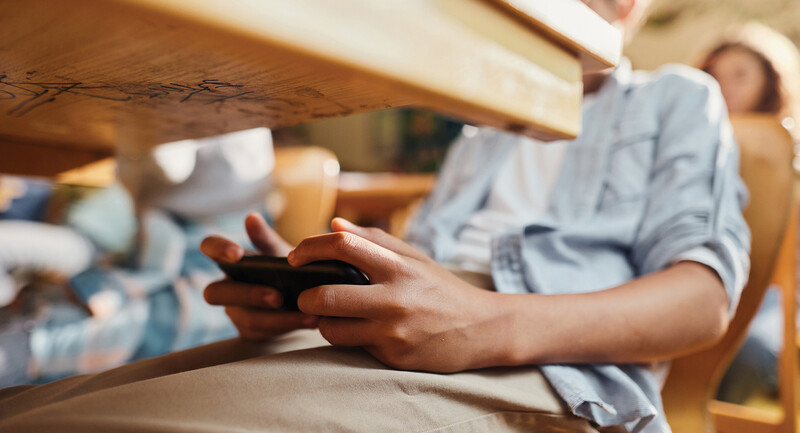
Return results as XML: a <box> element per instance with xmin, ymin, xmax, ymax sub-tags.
<box><xmin>406</xmin><ymin>59</ymin><xmax>751</xmax><ymax>433</ymax></box>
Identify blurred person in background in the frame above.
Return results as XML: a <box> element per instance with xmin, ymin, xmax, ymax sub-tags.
<box><xmin>698</xmin><ymin>23</ymin><xmax>800</xmax><ymax>405</ymax></box>
<box><xmin>0</xmin><ymin>176</ymin><xmax>95</xmax><ymax>387</ymax></box>
<box><xmin>0</xmin><ymin>128</ymin><xmax>275</xmax><ymax>388</ymax></box>
<box><xmin>699</xmin><ymin>22</ymin><xmax>799</xmax><ymax>136</ymax></box>
<box><xmin>0</xmin><ymin>176</ymin><xmax>93</xmax><ymax>308</ymax></box>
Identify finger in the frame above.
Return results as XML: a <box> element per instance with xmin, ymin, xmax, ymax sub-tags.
<box><xmin>245</xmin><ymin>212</ymin><xmax>292</xmax><ymax>256</ymax></box>
<box><xmin>331</xmin><ymin>218</ymin><xmax>430</xmax><ymax>262</ymax></box>
<box><xmin>225</xmin><ymin>306</ymin><xmax>319</xmax><ymax>334</ymax></box>
<box><xmin>297</xmin><ymin>284</ymin><xmax>389</xmax><ymax>318</ymax></box>
<box><xmin>205</xmin><ymin>280</ymin><xmax>283</xmax><ymax>308</ymax></box>
<box><xmin>200</xmin><ymin>235</ymin><xmax>245</xmax><ymax>263</ymax></box>
<box><xmin>233</xmin><ymin>321</ymin><xmax>288</xmax><ymax>341</ymax></box>
<box><xmin>317</xmin><ymin>317</ymin><xmax>374</xmax><ymax>347</ymax></box>
<box><xmin>288</xmin><ymin>232</ymin><xmax>400</xmax><ymax>280</ymax></box>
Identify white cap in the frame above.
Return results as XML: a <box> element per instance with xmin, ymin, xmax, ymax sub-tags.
<box><xmin>118</xmin><ymin>128</ymin><xmax>275</xmax><ymax>219</ymax></box>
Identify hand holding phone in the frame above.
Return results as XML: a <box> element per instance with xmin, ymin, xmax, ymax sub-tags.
<box><xmin>217</xmin><ymin>255</ymin><xmax>369</xmax><ymax>311</ymax></box>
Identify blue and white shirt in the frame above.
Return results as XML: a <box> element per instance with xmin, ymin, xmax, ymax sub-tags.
<box><xmin>406</xmin><ymin>59</ymin><xmax>751</xmax><ymax>433</ymax></box>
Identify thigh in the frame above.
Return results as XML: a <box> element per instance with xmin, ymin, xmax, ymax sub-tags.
<box><xmin>1</xmin><ymin>343</ymin><xmax>599</xmax><ymax>433</ymax></box>
<box><xmin>0</xmin><ymin>329</ymin><xmax>328</xmax><ymax>419</ymax></box>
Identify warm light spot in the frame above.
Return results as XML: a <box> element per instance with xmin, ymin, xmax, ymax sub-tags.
<box><xmin>462</xmin><ymin>124</ymin><xmax>479</xmax><ymax>138</ymax></box>
<box><xmin>324</xmin><ymin>159</ymin><xmax>341</xmax><ymax>177</ymax></box>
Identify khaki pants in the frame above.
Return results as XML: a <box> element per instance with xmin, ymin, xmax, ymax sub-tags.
<box><xmin>0</xmin><ymin>329</ymin><xmax>603</xmax><ymax>433</ymax></box>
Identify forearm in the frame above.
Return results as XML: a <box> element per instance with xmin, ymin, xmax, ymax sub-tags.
<box><xmin>489</xmin><ymin>261</ymin><xmax>730</xmax><ymax>366</ymax></box>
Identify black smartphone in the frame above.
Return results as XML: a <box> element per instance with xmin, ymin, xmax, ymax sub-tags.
<box><xmin>216</xmin><ymin>255</ymin><xmax>369</xmax><ymax>311</ymax></box>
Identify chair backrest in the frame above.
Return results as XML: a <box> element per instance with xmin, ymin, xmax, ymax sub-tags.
<box><xmin>271</xmin><ymin>146</ymin><xmax>340</xmax><ymax>246</ymax></box>
<box><xmin>662</xmin><ymin>114</ymin><xmax>795</xmax><ymax>432</ymax></box>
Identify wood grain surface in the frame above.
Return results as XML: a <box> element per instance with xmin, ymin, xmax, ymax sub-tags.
<box><xmin>0</xmin><ymin>0</ymin><xmax>618</xmax><ymax>175</ymax></box>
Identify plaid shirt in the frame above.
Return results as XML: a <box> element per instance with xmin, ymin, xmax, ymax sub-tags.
<box><xmin>29</xmin><ymin>209</ymin><xmax>250</xmax><ymax>382</ymax></box>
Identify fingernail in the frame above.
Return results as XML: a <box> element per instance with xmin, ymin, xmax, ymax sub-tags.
<box><xmin>287</xmin><ymin>249</ymin><xmax>295</xmax><ymax>264</ymax></box>
<box><xmin>225</xmin><ymin>245</ymin><xmax>241</xmax><ymax>263</ymax></box>
<box><xmin>264</xmin><ymin>292</ymin><xmax>279</xmax><ymax>308</ymax></box>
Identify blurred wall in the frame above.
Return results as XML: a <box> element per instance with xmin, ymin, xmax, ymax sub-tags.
<box><xmin>626</xmin><ymin>0</ymin><xmax>800</xmax><ymax>70</ymax></box>
<box><xmin>626</xmin><ymin>10</ymin><xmax>740</xmax><ymax>70</ymax></box>
<box><xmin>302</xmin><ymin>110</ymin><xmax>401</xmax><ymax>172</ymax></box>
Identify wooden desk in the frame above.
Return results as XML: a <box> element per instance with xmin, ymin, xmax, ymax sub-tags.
<box><xmin>0</xmin><ymin>0</ymin><xmax>619</xmax><ymax>179</ymax></box>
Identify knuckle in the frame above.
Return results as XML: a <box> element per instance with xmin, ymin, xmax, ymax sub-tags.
<box><xmin>392</xmin><ymin>259</ymin><xmax>414</xmax><ymax>278</ymax></box>
<box><xmin>333</xmin><ymin>232</ymin><xmax>357</xmax><ymax>252</ymax></box>
<box><xmin>317</xmin><ymin>286</ymin><xmax>337</xmax><ymax>311</ymax></box>
<box><xmin>383</xmin><ymin>345</ymin><xmax>416</xmax><ymax>370</ymax></box>
<box><xmin>384</xmin><ymin>292</ymin><xmax>413</xmax><ymax>318</ymax></box>
<box><xmin>379</xmin><ymin>324</ymin><xmax>414</xmax><ymax>360</ymax></box>
<box><xmin>386</xmin><ymin>325</ymin><xmax>412</xmax><ymax>347</ymax></box>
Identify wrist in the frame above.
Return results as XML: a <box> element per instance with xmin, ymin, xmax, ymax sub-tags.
<box><xmin>471</xmin><ymin>291</ymin><xmax>542</xmax><ymax>368</ymax></box>
<box><xmin>491</xmin><ymin>292</ymin><xmax>554</xmax><ymax>367</ymax></box>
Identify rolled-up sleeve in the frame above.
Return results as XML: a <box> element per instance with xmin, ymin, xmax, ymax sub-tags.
<box><xmin>630</xmin><ymin>70</ymin><xmax>751</xmax><ymax>316</ymax></box>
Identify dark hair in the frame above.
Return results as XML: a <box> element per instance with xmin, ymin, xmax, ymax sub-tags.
<box><xmin>700</xmin><ymin>42</ymin><xmax>784</xmax><ymax>115</ymax></box>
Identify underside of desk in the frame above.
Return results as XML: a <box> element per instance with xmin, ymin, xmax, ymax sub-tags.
<box><xmin>0</xmin><ymin>0</ymin><xmax>618</xmax><ymax>178</ymax></box>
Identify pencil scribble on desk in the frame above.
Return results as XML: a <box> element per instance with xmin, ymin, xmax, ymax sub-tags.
<box><xmin>0</xmin><ymin>75</ymin><xmax>358</xmax><ymax>119</ymax></box>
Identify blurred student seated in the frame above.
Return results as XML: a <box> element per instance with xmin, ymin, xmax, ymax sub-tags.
<box><xmin>0</xmin><ymin>176</ymin><xmax>96</xmax><ymax>386</ymax></box>
<box><xmin>0</xmin><ymin>128</ymin><xmax>275</xmax><ymax>387</ymax></box>
<box><xmin>0</xmin><ymin>176</ymin><xmax>94</xmax><ymax>307</ymax></box>
<box><xmin>698</xmin><ymin>22</ymin><xmax>800</xmax><ymax>404</ymax></box>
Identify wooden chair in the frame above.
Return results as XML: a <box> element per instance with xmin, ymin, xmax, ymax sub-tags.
<box><xmin>334</xmin><ymin>172</ymin><xmax>436</xmax><ymax>238</ymax></box>
<box><xmin>271</xmin><ymin>146</ymin><xmax>340</xmax><ymax>246</ymax></box>
<box><xmin>662</xmin><ymin>114</ymin><xmax>797</xmax><ymax>432</ymax></box>
<box><xmin>706</xmin><ymin>202</ymin><xmax>799</xmax><ymax>433</ymax></box>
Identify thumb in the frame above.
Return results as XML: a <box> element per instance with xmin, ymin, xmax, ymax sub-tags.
<box><xmin>245</xmin><ymin>212</ymin><xmax>293</xmax><ymax>256</ymax></box>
